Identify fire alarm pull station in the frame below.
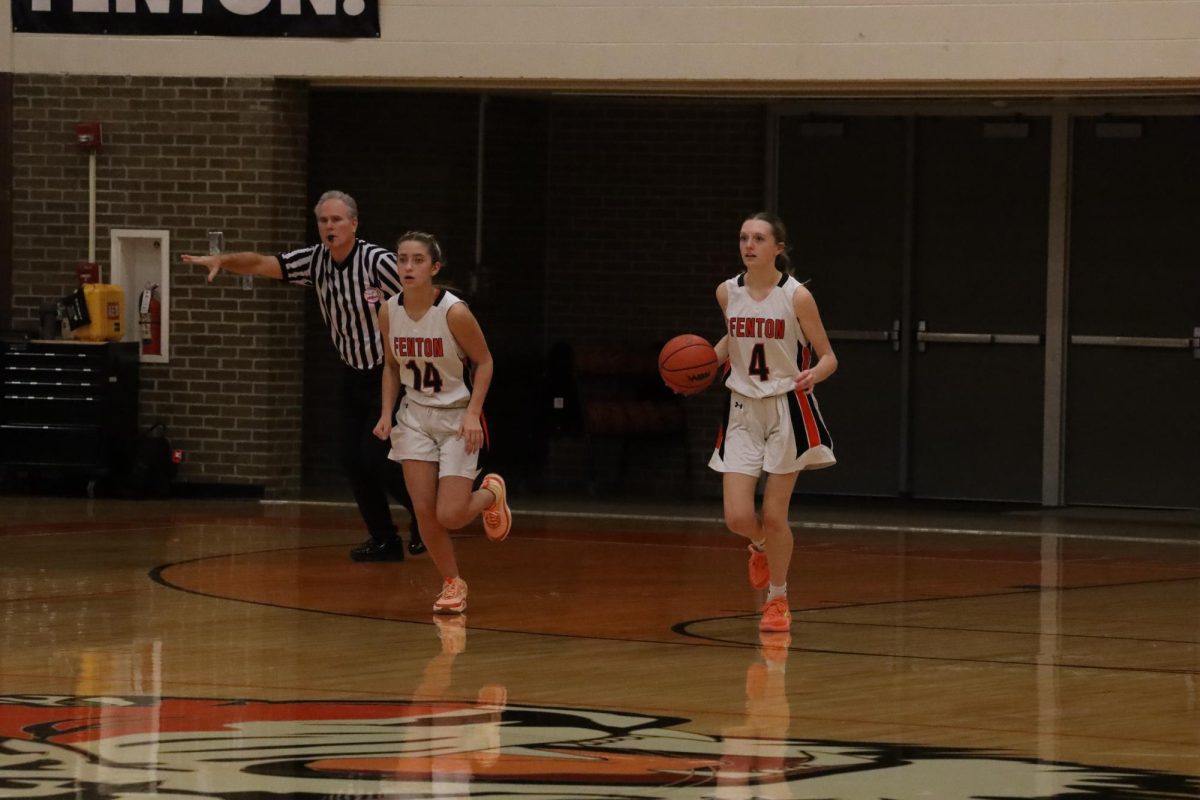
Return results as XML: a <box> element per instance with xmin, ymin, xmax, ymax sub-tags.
<box><xmin>76</xmin><ymin>261</ymin><xmax>101</xmax><ymax>284</ymax></box>
<box><xmin>75</xmin><ymin>121</ymin><xmax>103</xmax><ymax>152</ymax></box>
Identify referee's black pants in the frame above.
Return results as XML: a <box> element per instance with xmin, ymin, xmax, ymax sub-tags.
<box><xmin>339</xmin><ymin>363</ymin><xmax>414</xmax><ymax>542</ymax></box>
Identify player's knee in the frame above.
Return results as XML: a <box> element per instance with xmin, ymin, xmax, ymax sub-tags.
<box><xmin>436</xmin><ymin>507</ymin><xmax>470</xmax><ymax>531</ymax></box>
<box><xmin>724</xmin><ymin>509</ymin><xmax>757</xmax><ymax>537</ymax></box>
<box><xmin>761</xmin><ymin>509</ymin><xmax>790</xmax><ymax>532</ymax></box>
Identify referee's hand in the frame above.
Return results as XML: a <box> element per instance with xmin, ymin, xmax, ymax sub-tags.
<box><xmin>181</xmin><ymin>254</ymin><xmax>221</xmax><ymax>283</ymax></box>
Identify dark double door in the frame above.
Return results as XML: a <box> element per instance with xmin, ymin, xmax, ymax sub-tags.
<box><xmin>778</xmin><ymin>115</ymin><xmax>1050</xmax><ymax>503</ymax></box>
<box><xmin>778</xmin><ymin>112</ymin><xmax>1198</xmax><ymax>508</ymax></box>
<box><xmin>1066</xmin><ymin>117</ymin><xmax>1200</xmax><ymax>509</ymax></box>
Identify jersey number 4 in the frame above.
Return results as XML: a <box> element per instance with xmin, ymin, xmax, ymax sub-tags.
<box><xmin>748</xmin><ymin>343</ymin><xmax>770</xmax><ymax>382</ymax></box>
<box><xmin>405</xmin><ymin>360</ymin><xmax>444</xmax><ymax>393</ymax></box>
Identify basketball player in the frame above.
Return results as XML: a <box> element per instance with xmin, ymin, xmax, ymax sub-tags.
<box><xmin>372</xmin><ymin>231</ymin><xmax>512</xmax><ymax>615</ymax></box>
<box><xmin>181</xmin><ymin>190</ymin><xmax>423</xmax><ymax>562</ymax></box>
<box><xmin>708</xmin><ymin>212</ymin><xmax>837</xmax><ymax>633</ymax></box>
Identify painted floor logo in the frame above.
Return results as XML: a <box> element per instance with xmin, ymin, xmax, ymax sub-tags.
<box><xmin>0</xmin><ymin>694</ymin><xmax>1195</xmax><ymax>799</ymax></box>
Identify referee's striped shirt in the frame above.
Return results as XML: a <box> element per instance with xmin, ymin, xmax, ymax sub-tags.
<box><xmin>278</xmin><ymin>239</ymin><xmax>403</xmax><ymax>370</ymax></box>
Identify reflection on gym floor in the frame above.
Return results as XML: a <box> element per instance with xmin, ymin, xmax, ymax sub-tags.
<box><xmin>1</xmin><ymin>495</ymin><xmax>1198</xmax><ymax>798</ymax></box>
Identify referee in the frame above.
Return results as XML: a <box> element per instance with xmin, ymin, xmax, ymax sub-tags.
<box><xmin>182</xmin><ymin>190</ymin><xmax>422</xmax><ymax>561</ymax></box>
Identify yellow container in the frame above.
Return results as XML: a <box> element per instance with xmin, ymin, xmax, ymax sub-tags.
<box><xmin>73</xmin><ymin>284</ymin><xmax>126</xmax><ymax>342</ymax></box>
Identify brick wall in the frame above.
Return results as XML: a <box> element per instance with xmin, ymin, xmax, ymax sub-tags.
<box><xmin>8</xmin><ymin>83</ymin><xmax>767</xmax><ymax>500</ymax></box>
<box><xmin>10</xmin><ymin>75</ymin><xmax>309</xmax><ymax>496</ymax></box>
<box><xmin>543</xmin><ymin>99</ymin><xmax>766</xmax><ymax>497</ymax></box>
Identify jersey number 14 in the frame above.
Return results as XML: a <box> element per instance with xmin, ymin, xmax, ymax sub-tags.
<box><xmin>405</xmin><ymin>360</ymin><xmax>444</xmax><ymax>393</ymax></box>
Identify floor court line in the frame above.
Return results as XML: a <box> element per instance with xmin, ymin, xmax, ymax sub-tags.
<box><xmin>264</xmin><ymin>498</ymin><xmax>1200</xmax><ymax>546</ymax></box>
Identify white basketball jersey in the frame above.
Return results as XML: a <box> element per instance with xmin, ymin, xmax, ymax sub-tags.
<box><xmin>385</xmin><ymin>289</ymin><xmax>472</xmax><ymax>408</ymax></box>
<box><xmin>722</xmin><ymin>273</ymin><xmax>810</xmax><ymax>399</ymax></box>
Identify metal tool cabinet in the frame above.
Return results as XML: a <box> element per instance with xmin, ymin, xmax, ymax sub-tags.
<box><xmin>0</xmin><ymin>340</ymin><xmax>138</xmax><ymax>494</ymax></box>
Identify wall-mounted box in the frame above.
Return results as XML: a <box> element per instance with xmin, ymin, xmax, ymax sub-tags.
<box><xmin>110</xmin><ymin>228</ymin><xmax>170</xmax><ymax>364</ymax></box>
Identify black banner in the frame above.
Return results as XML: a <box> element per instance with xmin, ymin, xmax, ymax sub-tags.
<box><xmin>12</xmin><ymin>0</ymin><xmax>379</xmax><ymax>37</ymax></box>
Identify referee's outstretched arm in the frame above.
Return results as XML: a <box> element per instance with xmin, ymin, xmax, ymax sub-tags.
<box><xmin>181</xmin><ymin>252</ymin><xmax>282</xmax><ymax>283</ymax></box>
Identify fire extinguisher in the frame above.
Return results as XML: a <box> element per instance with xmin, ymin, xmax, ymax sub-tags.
<box><xmin>139</xmin><ymin>283</ymin><xmax>161</xmax><ymax>356</ymax></box>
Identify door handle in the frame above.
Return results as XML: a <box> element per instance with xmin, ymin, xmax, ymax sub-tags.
<box><xmin>1071</xmin><ymin>328</ymin><xmax>1200</xmax><ymax>359</ymax></box>
<box><xmin>826</xmin><ymin>329</ymin><xmax>892</xmax><ymax>342</ymax></box>
<box><xmin>916</xmin><ymin>321</ymin><xmax>1042</xmax><ymax>352</ymax></box>
<box><xmin>827</xmin><ymin>320</ymin><xmax>903</xmax><ymax>353</ymax></box>
<box><xmin>991</xmin><ymin>334</ymin><xmax>1043</xmax><ymax>345</ymax></box>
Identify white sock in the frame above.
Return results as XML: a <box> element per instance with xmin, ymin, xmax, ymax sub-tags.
<box><xmin>767</xmin><ymin>583</ymin><xmax>787</xmax><ymax>601</ymax></box>
<box><xmin>751</xmin><ymin>540</ymin><xmax>766</xmax><ymax>552</ymax></box>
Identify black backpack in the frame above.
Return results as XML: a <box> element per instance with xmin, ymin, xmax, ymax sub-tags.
<box><xmin>125</xmin><ymin>423</ymin><xmax>174</xmax><ymax>499</ymax></box>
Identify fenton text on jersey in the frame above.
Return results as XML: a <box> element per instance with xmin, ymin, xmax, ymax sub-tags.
<box><xmin>728</xmin><ymin>317</ymin><xmax>787</xmax><ymax>339</ymax></box>
<box><xmin>393</xmin><ymin>337</ymin><xmax>446</xmax><ymax>359</ymax></box>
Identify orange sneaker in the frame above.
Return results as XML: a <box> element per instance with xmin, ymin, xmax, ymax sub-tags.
<box><xmin>481</xmin><ymin>474</ymin><xmax>511</xmax><ymax>542</ymax></box>
<box><xmin>433</xmin><ymin>576</ymin><xmax>468</xmax><ymax>615</ymax></box>
<box><xmin>759</xmin><ymin>595</ymin><xmax>791</xmax><ymax>632</ymax></box>
<box><xmin>747</xmin><ymin>544</ymin><xmax>769</xmax><ymax>589</ymax></box>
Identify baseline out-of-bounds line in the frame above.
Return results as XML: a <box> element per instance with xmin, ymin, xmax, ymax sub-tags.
<box><xmin>262</xmin><ymin>499</ymin><xmax>1200</xmax><ymax>548</ymax></box>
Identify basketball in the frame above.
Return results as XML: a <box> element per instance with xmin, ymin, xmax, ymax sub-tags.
<box><xmin>658</xmin><ymin>334</ymin><xmax>718</xmax><ymax>395</ymax></box>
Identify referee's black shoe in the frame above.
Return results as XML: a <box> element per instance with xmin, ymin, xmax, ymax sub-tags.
<box><xmin>407</xmin><ymin>521</ymin><xmax>426</xmax><ymax>556</ymax></box>
<box><xmin>350</xmin><ymin>537</ymin><xmax>405</xmax><ymax>562</ymax></box>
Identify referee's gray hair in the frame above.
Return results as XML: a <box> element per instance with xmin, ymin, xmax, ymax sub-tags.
<box><xmin>313</xmin><ymin>190</ymin><xmax>359</xmax><ymax>220</ymax></box>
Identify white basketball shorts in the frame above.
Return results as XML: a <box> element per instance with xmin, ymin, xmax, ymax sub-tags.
<box><xmin>388</xmin><ymin>398</ymin><xmax>481</xmax><ymax>480</ymax></box>
<box><xmin>708</xmin><ymin>390</ymin><xmax>836</xmax><ymax>477</ymax></box>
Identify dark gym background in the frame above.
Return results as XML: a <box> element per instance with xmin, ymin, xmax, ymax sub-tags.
<box><xmin>2</xmin><ymin>81</ymin><xmax>1196</xmax><ymax>509</ymax></box>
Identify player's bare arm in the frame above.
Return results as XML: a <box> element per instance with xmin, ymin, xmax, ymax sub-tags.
<box><xmin>714</xmin><ymin>283</ymin><xmax>732</xmax><ymax>365</ymax></box>
<box><xmin>447</xmin><ymin>303</ymin><xmax>493</xmax><ymax>455</ymax></box>
<box><xmin>373</xmin><ymin>306</ymin><xmax>401</xmax><ymax>441</ymax></box>
<box><xmin>793</xmin><ymin>285</ymin><xmax>837</xmax><ymax>393</ymax></box>
<box><xmin>713</xmin><ymin>334</ymin><xmax>730</xmax><ymax>364</ymax></box>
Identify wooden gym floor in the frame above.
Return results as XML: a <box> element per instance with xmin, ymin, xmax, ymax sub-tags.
<box><xmin>1</xmin><ymin>492</ymin><xmax>1198</xmax><ymax>798</ymax></box>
